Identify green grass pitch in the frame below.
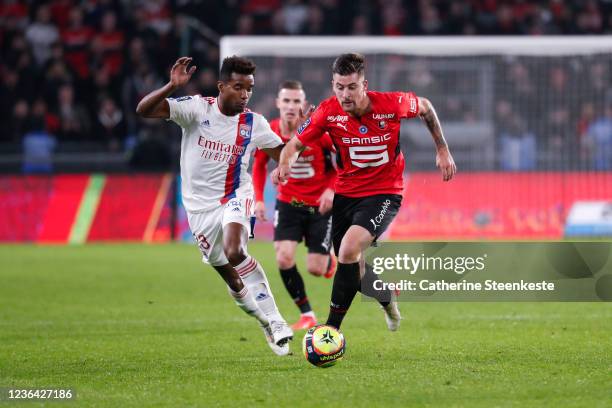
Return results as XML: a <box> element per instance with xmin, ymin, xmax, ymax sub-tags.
<box><xmin>1</xmin><ymin>243</ymin><xmax>610</xmax><ymax>407</ymax></box>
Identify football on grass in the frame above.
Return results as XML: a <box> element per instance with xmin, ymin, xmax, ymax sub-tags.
<box><xmin>302</xmin><ymin>324</ymin><xmax>345</xmax><ymax>367</ymax></box>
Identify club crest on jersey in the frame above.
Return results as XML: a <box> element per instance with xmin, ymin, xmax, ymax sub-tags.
<box><xmin>239</xmin><ymin>123</ymin><xmax>252</xmax><ymax>138</ymax></box>
<box><xmin>298</xmin><ymin>118</ymin><xmax>311</xmax><ymax>135</ymax></box>
<box><xmin>378</xmin><ymin>120</ymin><xmax>387</xmax><ymax>130</ymax></box>
<box><xmin>359</xmin><ymin>125</ymin><xmax>368</xmax><ymax>134</ymax></box>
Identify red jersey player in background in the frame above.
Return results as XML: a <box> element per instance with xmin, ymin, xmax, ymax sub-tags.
<box><xmin>253</xmin><ymin>80</ymin><xmax>337</xmax><ymax>330</ymax></box>
<box><xmin>276</xmin><ymin>53</ymin><xmax>456</xmax><ymax>331</ymax></box>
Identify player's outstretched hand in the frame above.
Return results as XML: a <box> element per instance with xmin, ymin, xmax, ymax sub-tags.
<box><xmin>436</xmin><ymin>146</ymin><xmax>457</xmax><ymax>181</ymax></box>
<box><xmin>170</xmin><ymin>57</ymin><xmax>196</xmax><ymax>88</ymax></box>
<box><xmin>254</xmin><ymin>201</ymin><xmax>267</xmax><ymax>222</ymax></box>
<box><xmin>317</xmin><ymin>188</ymin><xmax>334</xmax><ymax>215</ymax></box>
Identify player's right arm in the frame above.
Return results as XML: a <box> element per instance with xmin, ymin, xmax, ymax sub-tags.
<box><xmin>276</xmin><ymin>105</ymin><xmax>324</xmax><ymax>183</ymax></box>
<box><xmin>135</xmin><ymin>57</ymin><xmax>197</xmax><ymax>119</ymax></box>
<box><xmin>276</xmin><ymin>137</ymin><xmax>304</xmax><ymax>184</ymax></box>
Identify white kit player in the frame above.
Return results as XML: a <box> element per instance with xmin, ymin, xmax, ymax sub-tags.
<box><xmin>136</xmin><ymin>56</ymin><xmax>295</xmax><ymax>355</ymax></box>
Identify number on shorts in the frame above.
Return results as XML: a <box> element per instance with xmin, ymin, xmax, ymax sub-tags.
<box><xmin>196</xmin><ymin>234</ymin><xmax>211</xmax><ymax>251</ymax></box>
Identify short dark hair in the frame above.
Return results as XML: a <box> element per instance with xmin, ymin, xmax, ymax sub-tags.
<box><xmin>219</xmin><ymin>55</ymin><xmax>256</xmax><ymax>82</ymax></box>
<box><xmin>332</xmin><ymin>53</ymin><xmax>366</xmax><ymax>76</ymax></box>
<box><xmin>278</xmin><ymin>80</ymin><xmax>303</xmax><ymax>92</ymax></box>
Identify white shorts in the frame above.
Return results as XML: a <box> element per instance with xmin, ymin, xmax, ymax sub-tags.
<box><xmin>187</xmin><ymin>198</ymin><xmax>254</xmax><ymax>266</ymax></box>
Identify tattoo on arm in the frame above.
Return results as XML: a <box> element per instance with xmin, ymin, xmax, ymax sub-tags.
<box><xmin>421</xmin><ymin>103</ymin><xmax>448</xmax><ymax>150</ymax></box>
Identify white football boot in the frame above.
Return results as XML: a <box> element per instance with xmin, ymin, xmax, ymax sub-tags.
<box><xmin>382</xmin><ymin>301</ymin><xmax>402</xmax><ymax>331</ymax></box>
<box><xmin>260</xmin><ymin>322</ymin><xmax>290</xmax><ymax>356</ymax></box>
<box><xmin>270</xmin><ymin>320</ymin><xmax>294</xmax><ymax>346</ymax></box>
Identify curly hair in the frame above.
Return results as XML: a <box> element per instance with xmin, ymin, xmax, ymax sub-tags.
<box><xmin>219</xmin><ymin>56</ymin><xmax>257</xmax><ymax>82</ymax></box>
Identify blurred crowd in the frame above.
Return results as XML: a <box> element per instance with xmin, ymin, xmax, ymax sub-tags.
<box><xmin>1</xmin><ymin>0</ymin><xmax>611</xmax><ymax>172</ymax></box>
<box><xmin>496</xmin><ymin>57</ymin><xmax>612</xmax><ymax>171</ymax></box>
<box><xmin>220</xmin><ymin>0</ymin><xmax>612</xmax><ymax>36</ymax></box>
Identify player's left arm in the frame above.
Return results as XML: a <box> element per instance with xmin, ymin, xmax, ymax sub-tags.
<box><xmin>252</xmin><ymin>149</ymin><xmax>270</xmax><ymax>221</ymax></box>
<box><xmin>260</xmin><ymin>145</ymin><xmax>284</xmax><ymax>162</ymax></box>
<box><xmin>417</xmin><ymin>97</ymin><xmax>457</xmax><ymax>181</ymax></box>
<box><xmin>252</xmin><ymin>114</ymin><xmax>285</xmax><ymax>162</ymax></box>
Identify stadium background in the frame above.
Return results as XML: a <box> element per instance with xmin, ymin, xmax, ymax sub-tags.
<box><xmin>1</xmin><ymin>0</ymin><xmax>612</xmax><ymax>243</ymax></box>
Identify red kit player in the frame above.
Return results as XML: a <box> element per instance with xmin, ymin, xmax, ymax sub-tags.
<box><xmin>276</xmin><ymin>53</ymin><xmax>457</xmax><ymax>331</ymax></box>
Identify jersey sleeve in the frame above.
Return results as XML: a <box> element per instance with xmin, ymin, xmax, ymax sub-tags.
<box><xmin>313</xmin><ymin>132</ymin><xmax>336</xmax><ymax>190</ymax></box>
<box><xmin>296</xmin><ymin>105</ymin><xmax>327</xmax><ymax>147</ymax></box>
<box><xmin>396</xmin><ymin>91</ymin><xmax>420</xmax><ymax>119</ymax></box>
<box><xmin>251</xmin><ymin>149</ymin><xmax>269</xmax><ymax>202</ymax></box>
<box><xmin>319</xmin><ymin>132</ymin><xmax>335</xmax><ymax>152</ymax></box>
<box><xmin>252</xmin><ymin>115</ymin><xmax>283</xmax><ymax>149</ymax></box>
<box><xmin>166</xmin><ymin>95</ymin><xmax>202</xmax><ymax>128</ymax></box>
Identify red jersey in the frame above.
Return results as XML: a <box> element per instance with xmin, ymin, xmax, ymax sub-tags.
<box><xmin>253</xmin><ymin>118</ymin><xmax>336</xmax><ymax>207</ymax></box>
<box><xmin>297</xmin><ymin>91</ymin><xmax>419</xmax><ymax>197</ymax></box>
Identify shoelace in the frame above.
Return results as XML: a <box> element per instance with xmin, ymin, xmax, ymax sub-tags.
<box><xmin>271</xmin><ymin>322</ymin><xmax>286</xmax><ymax>334</ymax></box>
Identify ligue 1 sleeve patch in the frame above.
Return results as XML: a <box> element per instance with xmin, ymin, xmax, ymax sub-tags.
<box><xmin>298</xmin><ymin>118</ymin><xmax>311</xmax><ymax>135</ymax></box>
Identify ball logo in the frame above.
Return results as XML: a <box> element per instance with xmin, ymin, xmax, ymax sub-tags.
<box><xmin>319</xmin><ymin>329</ymin><xmax>338</xmax><ymax>346</ymax></box>
<box><xmin>359</xmin><ymin>125</ymin><xmax>368</xmax><ymax>134</ymax></box>
<box><xmin>303</xmin><ymin>325</ymin><xmax>346</xmax><ymax>367</ymax></box>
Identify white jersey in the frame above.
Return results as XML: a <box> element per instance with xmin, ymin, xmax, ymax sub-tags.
<box><xmin>167</xmin><ymin>95</ymin><xmax>282</xmax><ymax>212</ymax></box>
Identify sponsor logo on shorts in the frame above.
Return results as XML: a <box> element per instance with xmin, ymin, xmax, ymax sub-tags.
<box><xmin>321</xmin><ymin>217</ymin><xmax>332</xmax><ymax>252</ymax></box>
<box><xmin>370</xmin><ymin>199</ymin><xmax>392</xmax><ymax>231</ymax></box>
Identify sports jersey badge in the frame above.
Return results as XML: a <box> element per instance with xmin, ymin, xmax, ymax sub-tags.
<box><xmin>239</xmin><ymin>124</ymin><xmax>252</xmax><ymax>138</ymax></box>
<box><xmin>378</xmin><ymin>120</ymin><xmax>387</xmax><ymax>130</ymax></box>
<box><xmin>359</xmin><ymin>125</ymin><xmax>368</xmax><ymax>134</ymax></box>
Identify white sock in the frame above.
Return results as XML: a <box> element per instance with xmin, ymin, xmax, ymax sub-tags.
<box><xmin>235</xmin><ymin>256</ymin><xmax>284</xmax><ymax>322</ymax></box>
<box><xmin>228</xmin><ymin>285</ymin><xmax>268</xmax><ymax>325</ymax></box>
